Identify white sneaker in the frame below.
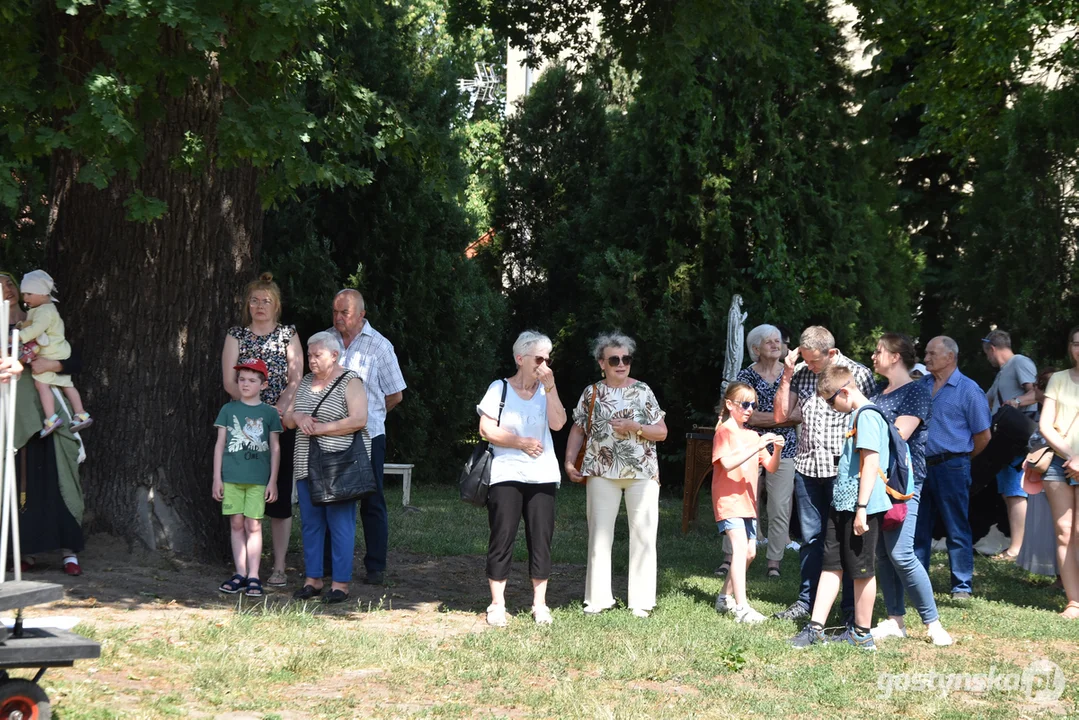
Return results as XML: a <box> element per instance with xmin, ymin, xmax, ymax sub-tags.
<box><xmin>926</xmin><ymin>622</ymin><xmax>953</xmax><ymax>646</ymax></box>
<box><xmin>583</xmin><ymin>603</ymin><xmax>612</xmax><ymax>615</ymax></box>
<box><xmin>786</xmin><ymin>541</ymin><xmax>801</xmax><ymax>551</ymax></box>
<box><xmin>532</xmin><ymin>605</ymin><xmax>553</xmax><ymax>625</ymax></box>
<box><xmin>631</xmin><ymin>608</ymin><xmax>650</xmax><ymax>618</ymax></box>
<box><xmin>486</xmin><ymin>603</ymin><xmax>507</xmax><ymax>627</ymax></box>
<box><xmin>870</xmin><ymin>618</ymin><xmax>908</xmax><ymax>640</ymax></box>
<box><xmin>732</xmin><ymin>604</ymin><xmax>767</xmax><ymax>624</ymax></box>
<box><xmin>715</xmin><ymin>594</ymin><xmax>732</xmax><ymax>614</ymax></box>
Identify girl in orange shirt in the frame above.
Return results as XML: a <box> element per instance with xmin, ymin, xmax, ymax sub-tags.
<box><xmin>712</xmin><ymin>382</ymin><xmax>783</xmax><ymax>623</ymax></box>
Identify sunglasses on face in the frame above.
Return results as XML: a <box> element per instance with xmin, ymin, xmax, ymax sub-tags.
<box><xmin>736</xmin><ymin>400</ymin><xmax>756</xmax><ymax>411</ymax></box>
<box><xmin>825</xmin><ymin>381</ymin><xmax>850</xmax><ymax>407</ymax></box>
<box><xmin>533</xmin><ymin>356</ymin><xmax>552</xmax><ymax>368</ymax></box>
<box><xmin>606</xmin><ymin>355</ymin><xmax>633</xmax><ymax>366</ymax></box>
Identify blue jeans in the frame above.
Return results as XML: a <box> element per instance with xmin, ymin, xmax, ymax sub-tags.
<box><xmin>914</xmin><ymin>456</ymin><xmax>973</xmax><ymax>594</ymax></box>
<box><xmin>297</xmin><ymin>477</ymin><xmax>358</xmax><ymax>583</ymax></box>
<box><xmin>360</xmin><ymin>435</ymin><xmax>389</xmax><ymax>573</ymax></box>
<box><xmin>794</xmin><ymin>472</ymin><xmax>853</xmax><ymax>614</ymax></box>
<box><xmin>877</xmin><ymin>479</ymin><xmax>939</xmax><ymax>623</ymax></box>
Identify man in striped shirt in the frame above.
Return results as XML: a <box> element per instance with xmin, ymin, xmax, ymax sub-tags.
<box><xmin>772</xmin><ymin>326</ymin><xmax>875</xmax><ymax>621</ymax></box>
<box><xmin>330</xmin><ymin>289</ymin><xmax>408</xmax><ymax>585</ymax></box>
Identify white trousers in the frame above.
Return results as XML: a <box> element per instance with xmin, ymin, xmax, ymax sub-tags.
<box><xmin>584</xmin><ymin>476</ymin><xmax>659</xmax><ymax>612</ymax></box>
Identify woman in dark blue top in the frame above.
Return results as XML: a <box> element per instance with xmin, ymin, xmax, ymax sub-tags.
<box><xmin>870</xmin><ymin>333</ymin><xmax>952</xmax><ymax>646</ymax></box>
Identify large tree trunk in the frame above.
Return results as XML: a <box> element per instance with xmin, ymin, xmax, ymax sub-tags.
<box><xmin>45</xmin><ymin>20</ymin><xmax>262</xmax><ymax>558</ymax></box>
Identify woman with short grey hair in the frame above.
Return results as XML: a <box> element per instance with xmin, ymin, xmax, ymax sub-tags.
<box><xmin>284</xmin><ymin>331</ymin><xmax>369</xmax><ymax>604</ymax></box>
<box><xmin>565</xmin><ymin>332</ymin><xmax>667</xmax><ymax>617</ymax></box>
<box><xmin>477</xmin><ymin>330</ymin><xmax>567</xmax><ymax>627</ymax></box>
<box><xmin>721</xmin><ymin>324</ymin><xmax>801</xmax><ymax>578</ymax></box>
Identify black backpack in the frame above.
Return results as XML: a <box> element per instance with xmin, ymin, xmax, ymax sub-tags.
<box><xmin>848</xmin><ymin>405</ymin><xmax>915</xmax><ymax>502</ymax></box>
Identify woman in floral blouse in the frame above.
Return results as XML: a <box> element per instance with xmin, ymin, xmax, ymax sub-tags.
<box><xmin>565</xmin><ymin>332</ymin><xmax>667</xmax><ymax>618</ymax></box>
<box><xmin>221</xmin><ymin>272</ymin><xmax>303</xmax><ymax>587</ymax></box>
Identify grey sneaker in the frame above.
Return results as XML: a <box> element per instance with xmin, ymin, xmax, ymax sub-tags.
<box><xmin>951</xmin><ymin>591</ymin><xmax>972</xmax><ymax>601</ymax></box>
<box><xmin>774</xmin><ymin>601</ymin><xmax>809</xmax><ymax>621</ymax></box>
<box><xmin>715</xmin><ymin>594</ymin><xmax>732</xmax><ymax>614</ymax></box>
<box><xmin>789</xmin><ymin>623</ymin><xmax>825</xmax><ymax>648</ymax></box>
<box><xmin>834</xmin><ymin>627</ymin><xmax>877</xmax><ymax>651</ymax></box>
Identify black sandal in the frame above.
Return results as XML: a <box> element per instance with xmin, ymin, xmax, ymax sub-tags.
<box><xmin>322</xmin><ymin>588</ymin><xmax>349</xmax><ymax>605</ymax></box>
<box><xmin>292</xmin><ymin>584</ymin><xmax>322</xmax><ymax>600</ymax></box>
<box><xmin>245</xmin><ymin>578</ymin><xmax>264</xmax><ymax>597</ymax></box>
<box><xmin>219</xmin><ymin>574</ymin><xmax>246</xmax><ymax>594</ymax></box>
<box><xmin>767</xmin><ymin>566</ymin><xmax>781</xmax><ymax>578</ymax></box>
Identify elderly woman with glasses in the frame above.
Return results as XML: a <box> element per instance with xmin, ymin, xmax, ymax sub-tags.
<box><xmin>478</xmin><ymin>331</ymin><xmax>567</xmax><ymax>627</ymax></box>
<box><xmin>284</xmin><ymin>331</ymin><xmax>369</xmax><ymax>604</ymax></box>
<box><xmin>565</xmin><ymin>332</ymin><xmax>668</xmax><ymax>618</ymax></box>
<box><xmin>718</xmin><ymin>324</ymin><xmax>801</xmax><ymax>578</ymax></box>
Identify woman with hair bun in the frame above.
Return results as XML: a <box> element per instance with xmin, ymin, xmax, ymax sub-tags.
<box><xmin>869</xmin><ymin>333</ymin><xmax>952</xmax><ymax>645</ymax></box>
<box><xmin>221</xmin><ymin>272</ymin><xmax>303</xmax><ymax>588</ymax></box>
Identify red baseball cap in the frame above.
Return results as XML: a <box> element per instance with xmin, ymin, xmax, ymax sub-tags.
<box><xmin>234</xmin><ymin>359</ymin><xmax>269</xmax><ymax>379</ymax></box>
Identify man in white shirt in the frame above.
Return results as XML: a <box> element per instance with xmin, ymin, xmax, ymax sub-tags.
<box><xmin>329</xmin><ymin>289</ymin><xmax>407</xmax><ymax>584</ymax></box>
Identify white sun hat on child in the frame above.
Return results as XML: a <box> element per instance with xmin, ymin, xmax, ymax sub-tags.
<box><xmin>20</xmin><ymin>270</ymin><xmax>58</xmax><ymax>302</ymax></box>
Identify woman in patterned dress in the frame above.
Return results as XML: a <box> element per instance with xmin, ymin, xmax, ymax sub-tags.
<box><xmin>221</xmin><ymin>273</ymin><xmax>303</xmax><ymax>587</ymax></box>
<box><xmin>565</xmin><ymin>332</ymin><xmax>668</xmax><ymax>617</ymax></box>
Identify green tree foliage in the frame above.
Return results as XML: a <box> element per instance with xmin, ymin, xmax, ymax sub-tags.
<box><xmin>262</xmin><ymin>0</ymin><xmax>506</xmax><ymax>481</ymax></box>
<box><xmin>491</xmin><ymin>0</ymin><xmax>914</xmax><ymax>465</ymax></box>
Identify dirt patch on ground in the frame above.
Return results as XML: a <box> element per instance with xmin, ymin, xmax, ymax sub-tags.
<box><xmin>26</xmin><ymin>533</ymin><xmax>592</xmax><ymax>631</ymax></box>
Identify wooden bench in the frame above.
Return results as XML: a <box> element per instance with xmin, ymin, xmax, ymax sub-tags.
<box><xmin>384</xmin><ymin>463</ymin><xmax>415</xmax><ymax>506</ymax></box>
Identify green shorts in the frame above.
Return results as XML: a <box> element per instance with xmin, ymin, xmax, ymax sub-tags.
<box><xmin>222</xmin><ymin>483</ymin><xmax>266</xmax><ymax>519</ymax></box>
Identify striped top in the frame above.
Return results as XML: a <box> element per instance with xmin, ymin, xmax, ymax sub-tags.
<box><xmin>292</xmin><ymin>370</ymin><xmax>371</xmax><ymax>482</ymax></box>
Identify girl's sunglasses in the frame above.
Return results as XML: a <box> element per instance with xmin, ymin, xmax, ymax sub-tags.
<box><xmin>735</xmin><ymin>400</ymin><xmax>756</xmax><ymax>411</ymax></box>
<box><xmin>606</xmin><ymin>355</ymin><xmax>633</xmax><ymax>366</ymax></box>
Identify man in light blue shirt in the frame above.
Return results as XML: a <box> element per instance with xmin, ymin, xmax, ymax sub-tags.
<box><xmin>915</xmin><ymin>336</ymin><xmax>991</xmax><ymax>599</ymax></box>
<box><xmin>329</xmin><ymin>289</ymin><xmax>407</xmax><ymax>585</ymax></box>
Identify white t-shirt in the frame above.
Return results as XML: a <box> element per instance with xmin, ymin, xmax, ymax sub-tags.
<box><xmin>477</xmin><ymin>380</ymin><xmax>560</xmax><ymax>486</ymax></box>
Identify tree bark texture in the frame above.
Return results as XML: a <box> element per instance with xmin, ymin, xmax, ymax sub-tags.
<box><xmin>45</xmin><ymin>17</ymin><xmax>262</xmax><ymax>558</ymax></box>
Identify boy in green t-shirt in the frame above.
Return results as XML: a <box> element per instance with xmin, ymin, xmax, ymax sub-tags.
<box><xmin>213</xmin><ymin>359</ymin><xmax>282</xmax><ymax>597</ymax></box>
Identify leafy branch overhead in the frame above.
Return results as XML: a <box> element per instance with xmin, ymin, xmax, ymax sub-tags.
<box><xmin>0</xmin><ymin>0</ymin><xmax>398</xmax><ymax>219</ymax></box>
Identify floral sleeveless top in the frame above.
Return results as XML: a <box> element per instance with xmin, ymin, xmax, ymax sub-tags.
<box><xmin>227</xmin><ymin>324</ymin><xmax>296</xmax><ymax>406</ymax></box>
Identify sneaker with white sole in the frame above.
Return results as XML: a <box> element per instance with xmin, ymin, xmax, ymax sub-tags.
<box><xmin>486</xmin><ymin>603</ymin><xmax>507</xmax><ymax>627</ymax></box>
<box><xmin>532</xmin><ymin>605</ymin><xmax>553</xmax><ymax>625</ymax></box>
<box><xmin>715</xmin><ymin>594</ymin><xmax>732</xmax><ymax>614</ymax></box>
<box><xmin>926</xmin><ymin>622</ymin><xmax>953</xmax><ymax>646</ymax></box>
<box><xmin>631</xmin><ymin>608</ymin><xmax>650</xmax><ymax>618</ymax></box>
<box><xmin>870</xmin><ymin>618</ymin><xmax>908</xmax><ymax>640</ymax></box>
<box><xmin>732</xmin><ymin>604</ymin><xmax>767</xmax><ymax>624</ymax></box>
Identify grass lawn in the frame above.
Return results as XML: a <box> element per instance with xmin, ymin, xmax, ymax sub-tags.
<box><xmin>38</xmin><ymin>482</ymin><xmax>1079</xmax><ymax>718</ymax></box>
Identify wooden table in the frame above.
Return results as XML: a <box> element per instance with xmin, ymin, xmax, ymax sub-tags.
<box><xmin>682</xmin><ymin>430</ymin><xmax>715</xmax><ymax>533</ymax></box>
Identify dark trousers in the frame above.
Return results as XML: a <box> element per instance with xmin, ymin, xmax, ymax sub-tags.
<box><xmin>794</xmin><ymin>472</ymin><xmax>854</xmax><ymax>615</ymax></box>
<box><xmin>323</xmin><ymin>434</ymin><xmax>389</xmax><ymax>575</ymax></box>
<box><xmin>914</xmin><ymin>456</ymin><xmax>974</xmax><ymax>594</ymax></box>
<box><xmin>486</xmin><ymin>482</ymin><xmax>557</xmax><ymax>581</ymax></box>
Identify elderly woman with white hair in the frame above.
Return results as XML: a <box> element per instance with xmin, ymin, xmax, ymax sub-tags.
<box><xmin>565</xmin><ymin>332</ymin><xmax>668</xmax><ymax>618</ymax></box>
<box><xmin>478</xmin><ymin>330</ymin><xmax>567</xmax><ymax>627</ymax></box>
<box><xmin>284</xmin><ymin>331</ymin><xmax>369</xmax><ymax>604</ymax></box>
<box><xmin>718</xmin><ymin>324</ymin><xmax>802</xmax><ymax>577</ymax></box>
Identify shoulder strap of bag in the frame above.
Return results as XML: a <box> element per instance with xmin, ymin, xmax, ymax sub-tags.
<box><xmin>310</xmin><ymin>372</ymin><xmax>350</xmax><ymax>421</ymax></box>
<box><xmin>496</xmin><ymin>379</ymin><xmax>508</xmax><ymax>426</ymax></box>
<box><xmin>586</xmin><ymin>383</ymin><xmax>597</xmax><ymax>436</ymax></box>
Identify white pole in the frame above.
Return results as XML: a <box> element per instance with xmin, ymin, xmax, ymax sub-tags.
<box><xmin>0</xmin><ymin>301</ymin><xmax>10</xmax><ymax>583</ymax></box>
<box><xmin>8</xmin><ymin>327</ymin><xmax>21</xmax><ymax>582</ymax></box>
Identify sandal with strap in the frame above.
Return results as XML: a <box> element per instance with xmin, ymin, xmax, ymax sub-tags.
<box><xmin>219</xmin><ymin>574</ymin><xmax>246</xmax><ymax>594</ymax></box>
<box><xmin>1061</xmin><ymin>601</ymin><xmax>1079</xmax><ymax>619</ymax></box>
<box><xmin>70</xmin><ymin>412</ymin><xmax>93</xmax><ymax>432</ymax></box>
<box><xmin>40</xmin><ymin>414</ymin><xmax>64</xmax><ymax>438</ymax></box>
<box><xmin>767</xmin><ymin>566</ymin><xmax>781</xmax><ymax>578</ymax></box>
<box><xmin>244</xmin><ymin>578</ymin><xmax>264</xmax><ymax>598</ymax></box>
<box><xmin>714</xmin><ymin>560</ymin><xmax>731</xmax><ymax>577</ymax></box>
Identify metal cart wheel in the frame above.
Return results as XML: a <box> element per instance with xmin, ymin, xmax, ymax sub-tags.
<box><xmin>0</xmin><ymin>679</ymin><xmax>49</xmax><ymax>720</ymax></box>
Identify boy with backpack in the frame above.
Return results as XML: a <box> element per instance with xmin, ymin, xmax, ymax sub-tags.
<box><xmin>789</xmin><ymin>365</ymin><xmax>912</xmax><ymax>650</ymax></box>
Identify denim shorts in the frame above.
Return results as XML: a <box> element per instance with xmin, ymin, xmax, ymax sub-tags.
<box><xmin>1043</xmin><ymin>455</ymin><xmax>1079</xmax><ymax>486</ymax></box>
<box><xmin>717</xmin><ymin>517</ymin><xmax>757</xmax><ymax>540</ymax></box>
